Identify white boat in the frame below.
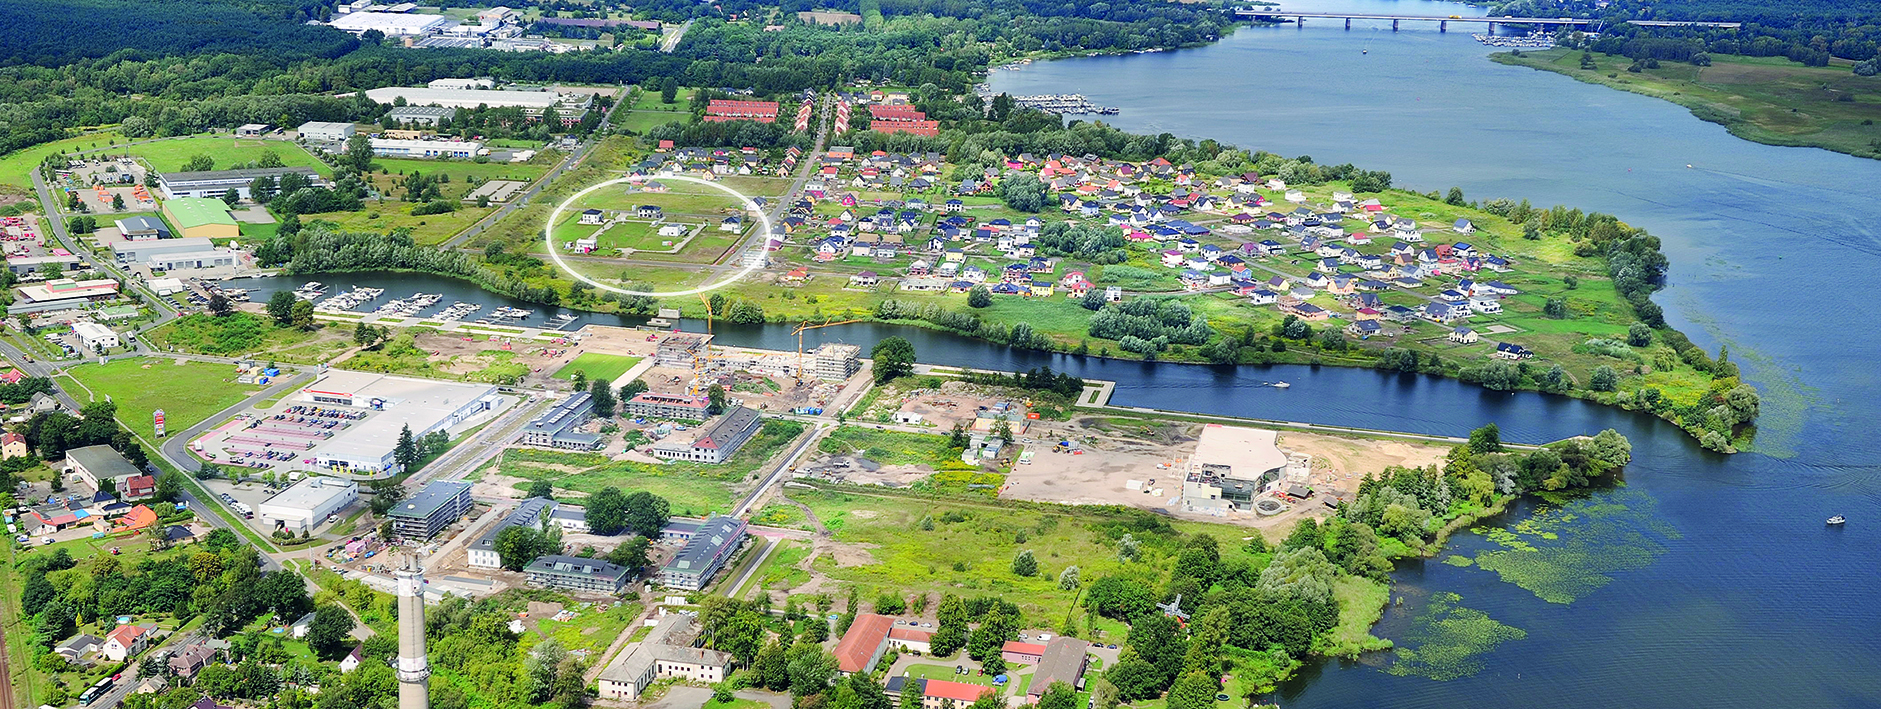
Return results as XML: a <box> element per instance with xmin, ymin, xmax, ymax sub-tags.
<box><xmin>1827</xmin><ymin>515</ymin><xmax>1846</xmax><ymax>525</ymax></box>
<box><xmin>1272</xmin><ymin>381</ymin><xmax>1291</xmax><ymax>389</ymax></box>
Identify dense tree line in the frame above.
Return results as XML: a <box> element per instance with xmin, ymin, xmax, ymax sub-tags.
<box><xmin>961</xmin><ymin>366</ymin><xmax>1085</xmax><ymax>397</ymax></box>
<box><xmin>1494</xmin><ymin>0</ymin><xmax>1881</xmax><ymax>65</ymax></box>
<box><xmin>1087</xmin><ymin>298</ymin><xmax>1214</xmax><ymax>354</ymax></box>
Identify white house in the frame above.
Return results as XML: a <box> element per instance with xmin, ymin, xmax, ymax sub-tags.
<box><xmin>102</xmin><ymin>624</ymin><xmax>151</xmax><ymax>662</ymax></box>
<box><xmin>658</xmin><ymin>224</ymin><xmax>687</xmax><ymax>238</ymax></box>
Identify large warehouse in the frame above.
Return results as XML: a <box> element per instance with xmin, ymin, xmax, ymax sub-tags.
<box><xmin>329</xmin><ymin>11</ymin><xmax>454</xmax><ymax>36</ymax></box>
<box><xmin>110</xmin><ymin>237</ymin><xmax>236</xmax><ymax>272</ymax></box>
<box><xmin>259</xmin><ymin>477</ymin><xmax>359</xmax><ymax>533</ymax></box>
<box><xmin>360</xmin><ymin>86</ymin><xmax>593</xmax><ymax>122</ymax></box>
<box><xmin>159</xmin><ymin>167</ymin><xmax>326</xmax><ymax>200</ymax></box>
<box><xmin>367</xmin><ymin>138</ymin><xmax>483</xmax><ymax>159</ymax></box>
<box><xmin>299</xmin><ymin>370</ymin><xmax>504</xmax><ymax>473</ymax></box>
<box><xmin>160</xmin><ymin>198</ymin><xmax>239</xmax><ymax>239</ymax></box>
<box><xmin>297</xmin><ymin>121</ymin><xmax>357</xmax><ymax>142</ymax></box>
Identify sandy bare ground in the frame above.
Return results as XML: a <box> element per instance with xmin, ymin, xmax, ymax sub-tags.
<box><xmin>472</xmin><ymin>472</ymin><xmax>532</xmax><ymax>500</ymax></box>
<box><xmin>1276</xmin><ymin>430</ymin><xmax>1449</xmax><ymax>491</ymax></box>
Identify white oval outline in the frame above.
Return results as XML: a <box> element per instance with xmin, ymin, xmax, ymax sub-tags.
<box><xmin>543</xmin><ymin>174</ymin><xmax>773</xmax><ymax>297</ymax></box>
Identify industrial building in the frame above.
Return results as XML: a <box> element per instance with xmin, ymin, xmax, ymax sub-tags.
<box><xmin>811</xmin><ymin>343</ymin><xmax>862</xmax><ymax>380</ymax></box>
<box><xmin>429</xmin><ymin>78</ymin><xmax>495</xmax><ymax>90</ymax></box>
<box><xmin>658</xmin><ymin>514</ymin><xmax>747</xmax><ymax>591</ymax></box>
<box><xmin>386</xmin><ymin>106</ymin><xmax>458</xmax><ymax>126</ymax></box>
<box><xmin>160</xmin><ymin>198</ymin><xmax>240</xmax><ymax>239</ymax></box>
<box><xmin>328</xmin><ymin>11</ymin><xmax>454</xmax><ymax>36</ymax></box>
<box><xmin>1180</xmin><ymin>425</ymin><xmax>1292</xmax><ymax>514</ymax></box>
<box><xmin>467</xmin><ymin>497</ymin><xmax>557</xmax><ymax>569</ymax></box>
<box><xmin>72</xmin><ymin>322</ymin><xmax>118</xmax><ymax>351</ymax></box>
<box><xmin>259</xmin><ymin>477</ymin><xmax>360</xmax><ymax>533</ymax></box>
<box><xmin>386</xmin><ymin>480</ymin><xmax>473</xmax><ymax>541</ymax></box>
<box><xmin>158</xmin><ymin>167</ymin><xmax>326</xmax><ymax>200</ymax></box>
<box><xmin>67</xmin><ymin>445</ymin><xmax>142</xmax><ymax>491</ymax></box>
<box><xmin>523</xmin><ymin>555</ymin><xmax>631</xmax><ymax>593</ymax></box>
<box><xmin>297</xmin><ymin>122</ymin><xmax>357</xmax><ymax>142</ymax></box>
<box><xmin>110</xmin><ymin>237</ymin><xmax>234</xmax><ymax>272</ymax></box>
<box><xmin>623</xmin><ymin>392</ymin><xmax>710</xmax><ymax>420</ymax></box>
<box><xmin>519</xmin><ymin>392</ymin><xmax>601</xmax><ymax>450</ymax></box>
<box><xmin>597</xmin><ymin>614</ymin><xmax>732</xmax><ymax>701</ymax></box>
<box><xmin>360</xmin><ymin>87</ymin><xmax>593</xmax><ymax>123</ymax></box>
<box><xmin>10</xmin><ymin>279</ymin><xmax>120</xmax><ymax>315</ymax></box>
<box><xmin>297</xmin><ymin>370</ymin><xmax>501</xmax><ymax>472</ymax></box>
<box><xmin>650</xmin><ymin>406</ymin><xmax>762</xmax><ymax>464</ymax></box>
<box><xmin>5</xmin><ymin>253</ymin><xmax>83</xmax><ymax>277</ymax></box>
<box><xmin>367</xmin><ymin>138</ymin><xmax>482</xmax><ymax>159</ymax></box>
<box><xmin>114</xmin><ymin>216</ymin><xmax>170</xmax><ymax>241</ymax></box>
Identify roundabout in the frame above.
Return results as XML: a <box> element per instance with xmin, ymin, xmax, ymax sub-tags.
<box><xmin>542</xmin><ymin>174</ymin><xmax>773</xmax><ymax>297</ymax></box>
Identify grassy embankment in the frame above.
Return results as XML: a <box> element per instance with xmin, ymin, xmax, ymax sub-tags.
<box><xmin>1493</xmin><ymin>49</ymin><xmax>1881</xmax><ymax>159</ymax></box>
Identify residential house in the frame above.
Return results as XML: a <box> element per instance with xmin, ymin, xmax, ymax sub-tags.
<box><xmin>1469</xmin><ymin>297</ymin><xmax>1503</xmax><ymax>314</ymax></box>
<box><xmin>102</xmin><ymin>624</ymin><xmax>151</xmax><ymax>662</ymax></box>
<box><xmin>1449</xmin><ymin>327</ymin><xmax>1480</xmax><ymax>344</ymax></box>
<box><xmin>1346</xmin><ymin>320</ymin><xmax>1384</xmax><ymax>338</ymax></box>
<box><xmin>1493</xmin><ymin>342</ymin><xmax>1534</xmax><ymax>360</ymax></box>
<box><xmin>848</xmin><ymin>271</ymin><xmax>879</xmax><ymax>288</ymax></box>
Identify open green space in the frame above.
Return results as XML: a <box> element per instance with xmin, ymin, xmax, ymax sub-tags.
<box><xmin>121</xmin><ymin>135</ymin><xmax>329</xmax><ymax>175</ymax></box>
<box><xmin>619</xmin><ymin>110</ymin><xmax>690</xmax><ymax>133</ymax></box>
<box><xmin>368</xmin><ymin>157</ymin><xmax>550</xmax><ymax>197</ymax></box>
<box><xmin>553</xmin><ymin>352</ymin><xmax>643</xmax><ymax>381</ymax></box>
<box><xmin>1495</xmin><ymin>49</ymin><xmax>1881</xmax><ymax>159</ymax></box>
<box><xmin>496</xmin><ymin>419</ymin><xmax>805</xmax><ymax>516</ymax></box>
<box><xmin>302</xmin><ymin>203</ymin><xmax>497</xmax><ymax>246</ymax></box>
<box><xmin>59</xmin><ymin>357</ymin><xmax>261</xmax><ymax>440</ymax></box>
<box><xmin>0</xmin><ymin>130</ymin><xmax>124</xmax><ymax>189</ymax></box>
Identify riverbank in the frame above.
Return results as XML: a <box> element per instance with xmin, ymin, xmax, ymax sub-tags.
<box><xmin>1491</xmin><ymin>49</ymin><xmax>1881</xmax><ymax>160</ymax></box>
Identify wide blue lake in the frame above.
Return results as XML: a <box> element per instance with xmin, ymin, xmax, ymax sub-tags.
<box><xmin>981</xmin><ymin>1</ymin><xmax>1881</xmax><ymax>706</ymax></box>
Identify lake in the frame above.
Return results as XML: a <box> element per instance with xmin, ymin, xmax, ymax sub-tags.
<box><xmin>984</xmin><ymin>0</ymin><xmax>1881</xmax><ymax>706</ymax></box>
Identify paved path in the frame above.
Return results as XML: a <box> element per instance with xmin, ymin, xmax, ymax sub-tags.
<box><xmin>659</xmin><ymin>19</ymin><xmax>693</xmax><ymax>52</ymax></box>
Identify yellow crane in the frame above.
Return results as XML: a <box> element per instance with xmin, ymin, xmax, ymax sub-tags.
<box><xmin>792</xmin><ymin>318</ymin><xmax>862</xmax><ymax>383</ymax></box>
<box><xmin>698</xmin><ymin>293</ymin><xmax>716</xmax><ymax>334</ymax></box>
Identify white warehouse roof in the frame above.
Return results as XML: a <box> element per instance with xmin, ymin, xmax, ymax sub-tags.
<box><xmin>330</xmin><ymin>12</ymin><xmax>453</xmax><ymax>35</ymax></box>
<box><xmin>362</xmin><ymin>86</ymin><xmax>571</xmax><ymax>110</ymax></box>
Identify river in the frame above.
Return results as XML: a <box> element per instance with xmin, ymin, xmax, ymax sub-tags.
<box><xmin>239</xmin><ymin>6</ymin><xmax>1881</xmax><ymax>701</ymax></box>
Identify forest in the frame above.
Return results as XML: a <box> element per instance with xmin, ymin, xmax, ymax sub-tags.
<box><xmin>1492</xmin><ymin>0</ymin><xmax>1881</xmax><ymax>64</ymax></box>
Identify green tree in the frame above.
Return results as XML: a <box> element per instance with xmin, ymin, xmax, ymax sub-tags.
<box><xmin>1468</xmin><ymin>423</ymin><xmax>1502</xmax><ymax>453</ymax></box>
<box><xmin>527</xmin><ymin>479</ymin><xmax>554</xmax><ymax>499</ymax></box>
<box><xmin>605</xmin><ymin>535</ymin><xmax>650</xmax><ymax>569</ymax></box>
<box><xmin>290</xmin><ymin>299</ymin><xmax>315</xmax><ymax>330</ymax></box>
<box><xmin>1165</xmin><ymin>672</ymin><xmax>1219</xmax><ymax>709</ymax></box>
<box><xmin>1626</xmin><ymin>322</ymin><xmax>1653</xmax><ymax>347</ymax></box>
<box><xmin>1590</xmin><ymin>365</ymin><xmax>1619</xmax><ymax>392</ymax></box>
<box><xmin>394</xmin><ymin>424</ymin><xmax>420</xmax><ymax>471</ymax></box>
<box><xmin>1543</xmin><ymin>297</ymin><xmax>1568</xmax><ymax>319</ymax></box>
<box><xmin>706</xmin><ymin>383</ymin><xmax>727</xmax><ymax>415</ymax></box>
<box><xmin>590</xmin><ymin>378</ymin><xmax>617</xmax><ymax>418</ymax></box>
<box><xmin>871</xmin><ymin>336</ymin><xmax>916</xmax><ymax>383</ymax></box>
<box><xmin>967</xmin><ymin>285</ymin><xmax>992</xmax><ymax>308</ymax></box>
<box><xmin>183</xmin><ymin>154</ymin><xmax>215</xmax><ymax>172</ymax></box>
<box><xmin>494</xmin><ymin>525</ymin><xmax>552</xmax><ymax>570</ymax></box>
<box><xmin>1036</xmin><ymin>682</ymin><xmax>1078</xmax><ymax>709</ymax></box>
<box><xmin>345</xmin><ymin>134</ymin><xmax>375</xmax><ymax>172</ymax></box>
<box><xmin>623</xmin><ymin>490</ymin><xmax>671</xmax><ymax>538</ymax></box>
<box><xmin>1057</xmin><ymin>565</ymin><xmax>1080</xmax><ymax>590</ymax></box>
<box><xmin>267</xmin><ymin>290</ymin><xmax>297</xmax><ymax>326</ymax></box>
<box><xmin>208</xmin><ymin>293</ymin><xmax>234</xmax><ymax>316</ymax></box>
<box><xmin>661</xmin><ymin>82</ymin><xmax>679</xmax><ymax>104</ymax></box>
<box><xmin>619</xmin><ymin>379</ymin><xmax>649</xmax><ymax>402</ymax></box>
<box><xmin>306</xmin><ymin>605</ymin><xmax>356</xmax><ymax>657</ymax></box>
<box><xmin>1445</xmin><ymin>187</ymin><xmax>1465</xmax><ymax>206</ymax></box>
<box><xmin>999</xmin><ymin>173</ymin><xmax>1049</xmax><ymax>212</ymax></box>
<box><xmin>586</xmin><ymin>486</ymin><xmax>628</xmax><ymax>535</ymax></box>
<box><xmin>1011</xmin><ymin>549</ymin><xmax>1038</xmax><ymax>577</ymax></box>
<box><xmin>221</xmin><ymin>188</ymin><xmax>241</xmax><ymax>206</ymax></box>
<box><xmin>930</xmin><ymin>595</ymin><xmax>969</xmax><ymax>656</ymax></box>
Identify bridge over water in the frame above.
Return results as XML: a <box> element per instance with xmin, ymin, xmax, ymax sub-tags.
<box><xmin>1233</xmin><ymin>9</ymin><xmax>1741</xmax><ymax>32</ymax></box>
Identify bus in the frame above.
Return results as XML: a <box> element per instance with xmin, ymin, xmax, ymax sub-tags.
<box><xmin>79</xmin><ymin>676</ymin><xmax>114</xmax><ymax>706</ymax></box>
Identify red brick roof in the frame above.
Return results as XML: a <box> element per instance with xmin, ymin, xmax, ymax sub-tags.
<box><xmin>832</xmin><ymin>613</ymin><xmax>895</xmax><ymax>673</ymax></box>
<box><xmin>107</xmin><ymin>624</ymin><xmax>147</xmax><ymax>647</ymax></box>
<box><xmin>1001</xmin><ymin>641</ymin><xmax>1047</xmax><ymax>656</ymax></box>
<box><xmin>888</xmin><ymin>626</ymin><xmax>932</xmax><ymax>642</ymax></box>
<box><xmin>924</xmin><ymin>679</ymin><xmax>994</xmax><ymax>702</ymax></box>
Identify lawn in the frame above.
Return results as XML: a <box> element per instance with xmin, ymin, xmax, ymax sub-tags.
<box><xmin>368</xmin><ymin>157</ymin><xmax>550</xmax><ymax>199</ymax></box>
<box><xmin>1494</xmin><ymin>49</ymin><xmax>1881</xmax><ymax>159</ymax></box>
<box><xmin>59</xmin><ymin>357</ymin><xmax>262</xmax><ymax>440</ymax></box>
<box><xmin>553</xmin><ymin>352</ymin><xmax>643</xmax><ymax>381</ymax></box>
<box><xmin>302</xmin><ymin>203</ymin><xmax>497</xmax><ymax>246</ymax></box>
<box><xmin>619</xmin><ymin>110</ymin><xmax>690</xmax><ymax>133</ymax></box>
<box><xmin>122</xmin><ymin>135</ymin><xmax>330</xmax><ymax>175</ymax></box>
<box><xmin>496</xmin><ymin>420</ymin><xmax>805</xmax><ymax>516</ymax></box>
<box><xmin>791</xmin><ymin>485</ymin><xmax>1273</xmax><ymax>627</ymax></box>
<box><xmin>0</xmin><ymin>130</ymin><xmax>124</xmax><ymax>189</ymax></box>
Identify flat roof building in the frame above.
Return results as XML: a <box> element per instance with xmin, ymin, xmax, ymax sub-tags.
<box><xmin>523</xmin><ymin>554</ymin><xmax>630</xmax><ymax>594</ymax></box>
<box><xmin>386</xmin><ymin>480</ymin><xmax>472</xmax><ymax>541</ymax></box>
<box><xmin>329</xmin><ymin>11</ymin><xmax>454</xmax><ymax>35</ymax></box>
<box><xmin>623</xmin><ymin>392</ymin><xmax>710</xmax><ymax>420</ymax></box>
<box><xmin>658</xmin><ymin>514</ymin><xmax>747</xmax><ymax>591</ymax></box>
<box><xmin>158</xmin><ymin>167</ymin><xmax>326</xmax><ymax>200</ymax></box>
<box><xmin>386</xmin><ymin>106</ymin><xmax>458</xmax><ymax>126</ymax></box>
<box><xmin>429</xmin><ymin>78</ymin><xmax>495</xmax><ymax>90</ymax></box>
<box><xmin>468</xmin><ymin>497</ymin><xmax>557</xmax><ymax>569</ymax></box>
<box><xmin>72</xmin><ymin>322</ymin><xmax>118</xmax><ymax>352</ymax></box>
<box><xmin>114</xmin><ymin>216</ymin><xmax>170</xmax><ymax>241</ymax></box>
<box><xmin>654</xmin><ymin>333</ymin><xmax>710</xmax><ymax>367</ymax></box>
<box><xmin>10</xmin><ymin>278</ymin><xmax>119</xmax><ymax>316</ymax></box>
<box><xmin>67</xmin><ymin>445</ymin><xmax>141</xmax><ymax>491</ymax></box>
<box><xmin>367</xmin><ymin>138</ymin><xmax>482</xmax><ymax>159</ymax></box>
<box><xmin>1182</xmin><ymin>424</ymin><xmax>1289</xmax><ymax>512</ymax></box>
<box><xmin>160</xmin><ymin>197</ymin><xmax>239</xmax><ymax>239</ymax></box>
<box><xmin>520</xmin><ymin>392</ymin><xmax>601</xmax><ymax>450</ymax></box>
<box><xmin>259</xmin><ymin>477</ymin><xmax>359</xmax><ymax>533</ymax></box>
<box><xmin>298</xmin><ymin>122</ymin><xmax>356</xmax><ymax>142</ymax></box>
<box><xmin>360</xmin><ymin>87</ymin><xmax>593</xmax><ymax>123</ymax></box>
<box><xmin>650</xmin><ymin>406</ymin><xmax>762</xmax><ymax>464</ymax></box>
<box><xmin>811</xmin><ymin>343</ymin><xmax>862</xmax><ymax>380</ymax></box>
<box><xmin>298</xmin><ymin>370</ymin><xmax>501</xmax><ymax>472</ymax></box>
<box><xmin>110</xmin><ymin>237</ymin><xmax>232</xmax><ymax>271</ymax></box>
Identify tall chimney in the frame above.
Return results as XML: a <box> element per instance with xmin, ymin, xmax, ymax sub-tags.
<box><xmin>394</xmin><ymin>553</ymin><xmax>430</xmax><ymax>709</ymax></box>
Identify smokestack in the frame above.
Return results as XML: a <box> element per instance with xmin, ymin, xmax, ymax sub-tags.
<box><xmin>394</xmin><ymin>553</ymin><xmax>430</xmax><ymax>709</ymax></box>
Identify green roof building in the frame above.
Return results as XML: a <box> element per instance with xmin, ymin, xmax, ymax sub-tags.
<box><xmin>160</xmin><ymin>197</ymin><xmax>239</xmax><ymax>239</ymax></box>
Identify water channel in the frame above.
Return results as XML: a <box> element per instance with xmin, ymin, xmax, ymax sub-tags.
<box><xmin>245</xmin><ymin>4</ymin><xmax>1881</xmax><ymax>701</ymax></box>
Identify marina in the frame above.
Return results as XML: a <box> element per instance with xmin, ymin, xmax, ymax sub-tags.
<box><xmin>314</xmin><ymin>286</ymin><xmax>385</xmax><ymax>313</ymax></box>
<box><xmin>1008</xmin><ymin>93</ymin><xmax>1119</xmax><ymax>115</ymax></box>
<box><xmin>291</xmin><ymin>281</ymin><xmax>327</xmax><ymax>301</ymax></box>
<box><xmin>432</xmin><ymin>301</ymin><xmax>483</xmax><ymax>321</ymax></box>
<box><xmin>373</xmin><ymin>292</ymin><xmax>443</xmax><ymax>317</ymax></box>
<box><xmin>1474</xmin><ymin>30</ymin><xmax>1557</xmax><ymax>47</ymax></box>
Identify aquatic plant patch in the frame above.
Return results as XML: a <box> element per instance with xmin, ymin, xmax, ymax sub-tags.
<box><xmin>1386</xmin><ymin>592</ymin><xmax>1527</xmax><ymax>681</ymax></box>
<box><xmin>1468</xmin><ymin>488</ymin><xmax>1680</xmax><ymax>604</ymax></box>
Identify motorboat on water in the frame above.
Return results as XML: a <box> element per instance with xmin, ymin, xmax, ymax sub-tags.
<box><xmin>1827</xmin><ymin>515</ymin><xmax>1846</xmax><ymax>525</ymax></box>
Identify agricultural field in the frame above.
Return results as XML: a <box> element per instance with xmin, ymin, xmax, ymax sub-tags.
<box><xmin>59</xmin><ymin>357</ymin><xmax>264</xmax><ymax>440</ymax></box>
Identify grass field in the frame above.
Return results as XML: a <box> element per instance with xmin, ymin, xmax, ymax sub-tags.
<box><xmin>553</xmin><ymin>352</ymin><xmax>643</xmax><ymax>381</ymax></box>
<box><xmin>0</xmin><ymin>130</ymin><xmax>124</xmax><ymax>189</ymax></box>
<box><xmin>59</xmin><ymin>357</ymin><xmax>261</xmax><ymax>440</ymax></box>
<box><xmin>368</xmin><ymin>157</ymin><xmax>551</xmax><ymax>198</ymax></box>
<box><xmin>1495</xmin><ymin>49</ymin><xmax>1881</xmax><ymax>159</ymax></box>
<box><xmin>619</xmin><ymin>110</ymin><xmax>689</xmax><ymax>133</ymax></box>
<box><xmin>121</xmin><ymin>135</ymin><xmax>330</xmax><ymax>175</ymax></box>
<box><xmin>496</xmin><ymin>420</ymin><xmax>805</xmax><ymax>516</ymax></box>
<box><xmin>302</xmin><ymin>203</ymin><xmax>497</xmax><ymax>246</ymax></box>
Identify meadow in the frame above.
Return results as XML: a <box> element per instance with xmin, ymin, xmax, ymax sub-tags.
<box><xmin>59</xmin><ymin>357</ymin><xmax>262</xmax><ymax>440</ymax></box>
